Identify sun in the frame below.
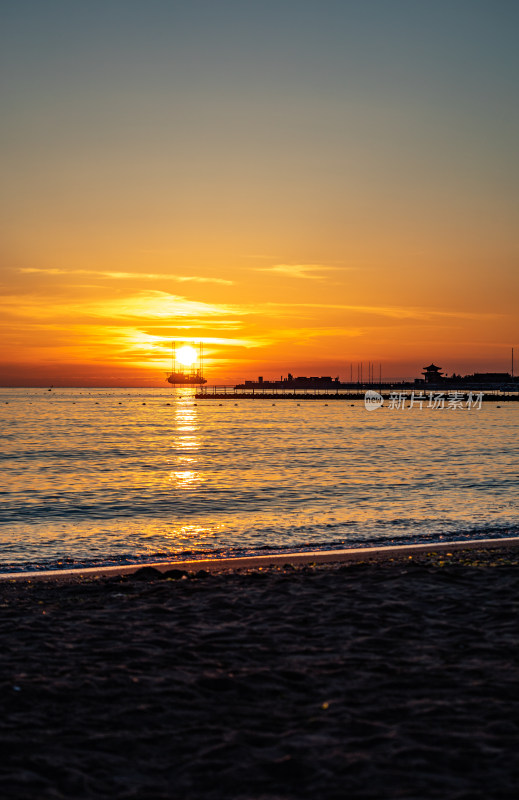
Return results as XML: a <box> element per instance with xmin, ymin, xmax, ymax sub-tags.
<box><xmin>176</xmin><ymin>345</ymin><xmax>198</xmax><ymax>367</ymax></box>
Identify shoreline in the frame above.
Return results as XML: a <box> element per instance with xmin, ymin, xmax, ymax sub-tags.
<box><xmin>2</xmin><ymin>535</ymin><xmax>519</xmax><ymax>582</ymax></box>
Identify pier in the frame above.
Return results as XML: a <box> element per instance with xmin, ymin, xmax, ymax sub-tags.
<box><xmin>195</xmin><ymin>385</ymin><xmax>519</xmax><ymax>401</ymax></box>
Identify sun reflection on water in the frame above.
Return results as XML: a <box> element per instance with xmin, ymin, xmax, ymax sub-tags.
<box><xmin>169</xmin><ymin>394</ymin><xmax>202</xmax><ymax>488</ymax></box>
<box><xmin>170</xmin><ymin>470</ymin><xmax>201</xmax><ymax>489</ymax></box>
<box><xmin>162</xmin><ymin>522</ymin><xmax>228</xmax><ymax>548</ymax></box>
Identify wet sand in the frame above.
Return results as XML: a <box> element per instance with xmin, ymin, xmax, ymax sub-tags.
<box><xmin>3</xmin><ymin>536</ymin><xmax>518</xmax><ymax>581</ymax></box>
<box><xmin>1</xmin><ymin>544</ymin><xmax>518</xmax><ymax>798</ymax></box>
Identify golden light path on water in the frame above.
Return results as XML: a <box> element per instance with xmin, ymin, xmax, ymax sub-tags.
<box><xmin>0</xmin><ymin>387</ymin><xmax>518</xmax><ymax>572</ymax></box>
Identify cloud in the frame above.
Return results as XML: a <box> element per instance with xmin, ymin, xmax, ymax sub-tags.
<box><xmin>19</xmin><ymin>268</ymin><xmax>233</xmax><ymax>285</ymax></box>
<box><xmin>88</xmin><ymin>291</ymin><xmax>241</xmax><ymax>321</ymax></box>
<box><xmin>270</xmin><ymin>326</ymin><xmax>364</xmax><ymax>341</ymax></box>
<box><xmin>120</xmin><ymin>330</ymin><xmax>264</xmax><ymax>353</ymax></box>
<box><xmin>0</xmin><ymin>290</ymin><xmax>241</xmax><ymax>324</ymax></box>
<box><xmin>145</xmin><ymin>319</ymin><xmax>244</xmax><ymax>331</ymax></box>
<box><xmin>261</xmin><ymin>302</ymin><xmax>502</xmax><ymax>321</ymax></box>
<box><xmin>257</xmin><ymin>264</ymin><xmax>339</xmax><ymax>279</ymax></box>
<box><xmin>1</xmin><ymin>290</ymin><xmax>502</xmax><ymax>328</ymax></box>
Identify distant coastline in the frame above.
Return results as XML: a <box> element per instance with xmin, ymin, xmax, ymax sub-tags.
<box><xmin>235</xmin><ymin>363</ymin><xmax>518</xmax><ymax>392</ymax></box>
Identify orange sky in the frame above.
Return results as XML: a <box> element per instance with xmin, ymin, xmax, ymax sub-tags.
<box><xmin>1</xmin><ymin>2</ymin><xmax>518</xmax><ymax>386</ymax></box>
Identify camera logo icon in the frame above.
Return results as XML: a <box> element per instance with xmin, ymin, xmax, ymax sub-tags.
<box><xmin>364</xmin><ymin>390</ymin><xmax>384</xmax><ymax>410</ymax></box>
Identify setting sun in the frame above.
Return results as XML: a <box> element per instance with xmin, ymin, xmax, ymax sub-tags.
<box><xmin>175</xmin><ymin>345</ymin><xmax>198</xmax><ymax>367</ymax></box>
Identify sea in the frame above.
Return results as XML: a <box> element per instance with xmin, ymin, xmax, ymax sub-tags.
<box><xmin>1</xmin><ymin>387</ymin><xmax>518</xmax><ymax>573</ymax></box>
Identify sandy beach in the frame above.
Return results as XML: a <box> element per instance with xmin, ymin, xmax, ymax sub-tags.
<box><xmin>1</xmin><ymin>542</ymin><xmax>518</xmax><ymax>799</ymax></box>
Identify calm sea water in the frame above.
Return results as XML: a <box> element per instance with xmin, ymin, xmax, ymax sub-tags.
<box><xmin>0</xmin><ymin>387</ymin><xmax>518</xmax><ymax>572</ymax></box>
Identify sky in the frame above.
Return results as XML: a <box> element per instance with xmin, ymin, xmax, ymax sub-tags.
<box><xmin>1</xmin><ymin>0</ymin><xmax>518</xmax><ymax>385</ymax></box>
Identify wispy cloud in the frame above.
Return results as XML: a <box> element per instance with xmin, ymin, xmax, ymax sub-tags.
<box><xmin>89</xmin><ymin>291</ymin><xmax>241</xmax><ymax>320</ymax></box>
<box><xmin>257</xmin><ymin>264</ymin><xmax>339</xmax><ymax>279</ymax></box>
<box><xmin>19</xmin><ymin>268</ymin><xmax>233</xmax><ymax>285</ymax></box>
<box><xmin>270</xmin><ymin>326</ymin><xmax>364</xmax><ymax>341</ymax></box>
<box><xmin>261</xmin><ymin>302</ymin><xmax>502</xmax><ymax>321</ymax></box>
<box><xmin>1</xmin><ymin>291</ymin><xmax>501</xmax><ymax>326</ymax></box>
<box><xmin>0</xmin><ymin>291</ymin><xmax>241</xmax><ymax>323</ymax></box>
<box><xmin>122</xmin><ymin>330</ymin><xmax>263</xmax><ymax>352</ymax></box>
